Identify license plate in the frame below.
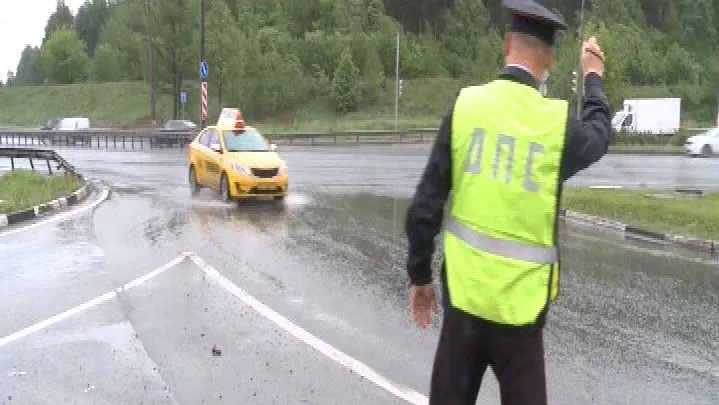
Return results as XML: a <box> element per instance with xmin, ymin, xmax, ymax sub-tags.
<box><xmin>256</xmin><ymin>184</ymin><xmax>276</xmax><ymax>190</ymax></box>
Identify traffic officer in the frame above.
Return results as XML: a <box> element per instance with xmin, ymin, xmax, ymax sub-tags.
<box><xmin>403</xmin><ymin>1</ymin><xmax>611</xmax><ymax>404</ymax></box>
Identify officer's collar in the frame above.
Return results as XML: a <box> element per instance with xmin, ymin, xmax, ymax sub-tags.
<box><xmin>500</xmin><ymin>65</ymin><xmax>539</xmax><ymax>90</ymax></box>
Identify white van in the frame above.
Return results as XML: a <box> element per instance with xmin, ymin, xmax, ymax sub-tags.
<box><xmin>611</xmin><ymin>98</ymin><xmax>681</xmax><ymax>135</ymax></box>
<box><xmin>54</xmin><ymin>117</ymin><xmax>90</xmax><ymax>131</ymax></box>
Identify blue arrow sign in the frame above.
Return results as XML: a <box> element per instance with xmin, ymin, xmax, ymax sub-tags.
<box><xmin>200</xmin><ymin>60</ymin><xmax>208</xmax><ymax>81</ymax></box>
<box><xmin>180</xmin><ymin>91</ymin><xmax>188</xmax><ymax>104</ymax></box>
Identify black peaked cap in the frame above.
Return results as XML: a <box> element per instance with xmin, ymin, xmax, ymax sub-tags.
<box><xmin>502</xmin><ymin>0</ymin><xmax>567</xmax><ymax>46</ymax></box>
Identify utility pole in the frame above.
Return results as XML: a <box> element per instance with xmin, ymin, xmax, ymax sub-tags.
<box><xmin>144</xmin><ymin>0</ymin><xmax>157</xmax><ymax>126</ymax></box>
<box><xmin>394</xmin><ymin>31</ymin><xmax>400</xmax><ymax>131</ymax></box>
<box><xmin>199</xmin><ymin>0</ymin><xmax>207</xmax><ymax>129</ymax></box>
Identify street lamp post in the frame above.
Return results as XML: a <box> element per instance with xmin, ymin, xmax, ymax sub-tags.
<box><xmin>394</xmin><ymin>31</ymin><xmax>400</xmax><ymax>131</ymax></box>
<box><xmin>144</xmin><ymin>0</ymin><xmax>156</xmax><ymax>126</ymax></box>
<box><xmin>200</xmin><ymin>0</ymin><xmax>207</xmax><ymax>128</ymax></box>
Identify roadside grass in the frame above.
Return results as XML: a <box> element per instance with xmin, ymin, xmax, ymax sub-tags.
<box><xmin>608</xmin><ymin>144</ymin><xmax>684</xmax><ymax>154</ymax></box>
<box><xmin>0</xmin><ymin>170</ymin><xmax>81</xmax><ymax>214</ymax></box>
<box><xmin>562</xmin><ymin>188</ymin><xmax>719</xmax><ymax>241</ymax></box>
<box><xmin>253</xmin><ymin>108</ymin><xmax>442</xmax><ymax>134</ymax></box>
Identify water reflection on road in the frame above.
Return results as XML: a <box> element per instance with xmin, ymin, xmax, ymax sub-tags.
<box><xmin>0</xmin><ymin>145</ymin><xmax>716</xmax><ymax>404</ymax></box>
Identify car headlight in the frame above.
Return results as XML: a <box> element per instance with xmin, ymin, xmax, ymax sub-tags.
<box><xmin>230</xmin><ymin>163</ymin><xmax>252</xmax><ymax>176</ymax></box>
<box><xmin>278</xmin><ymin>165</ymin><xmax>288</xmax><ymax>175</ymax></box>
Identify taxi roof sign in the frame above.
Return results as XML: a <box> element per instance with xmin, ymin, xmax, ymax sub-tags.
<box><xmin>217</xmin><ymin>107</ymin><xmax>245</xmax><ymax>131</ymax></box>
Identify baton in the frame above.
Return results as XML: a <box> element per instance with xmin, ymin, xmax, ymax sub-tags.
<box><xmin>576</xmin><ymin>0</ymin><xmax>586</xmax><ymax>118</ymax></box>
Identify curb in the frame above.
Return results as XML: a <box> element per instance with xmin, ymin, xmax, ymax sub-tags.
<box><xmin>0</xmin><ymin>180</ymin><xmax>92</xmax><ymax>229</ymax></box>
<box><xmin>559</xmin><ymin>209</ymin><xmax>718</xmax><ymax>256</ymax></box>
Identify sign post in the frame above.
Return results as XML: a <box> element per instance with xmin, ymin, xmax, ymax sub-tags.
<box><xmin>394</xmin><ymin>31</ymin><xmax>400</xmax><ymax>131</ymax></box>
<box><xmin>200</xmin><ymin>60</ymin><xmax>208</xmax><ymax>128</ymax></box>
<box><xmin>180</xmin><ymin>91</ymin><xmax>188</xmax><ymax>120</ymax></box>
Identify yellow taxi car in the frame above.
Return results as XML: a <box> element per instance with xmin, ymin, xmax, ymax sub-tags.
<box><xmin>187</xmin><ymin>108</ymin><xmax>288</xmax><ymax>202</ymax></box>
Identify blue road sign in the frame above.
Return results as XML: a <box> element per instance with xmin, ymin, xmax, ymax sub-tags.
<box><xmin>180</xmin><ymin>91</ymin><xmax>188</xmax><ymax>104</ymax></box>
<box><xmin>200</xmin><ymin>60</ymin><xmax>208</xmax><ymax>81</ymax></box>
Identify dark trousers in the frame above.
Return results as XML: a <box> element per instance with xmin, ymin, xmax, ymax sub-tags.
<box><xmin>428</xmin><ymin>298</ymin><xmax>547</xmax><ymax>405</ymax></box>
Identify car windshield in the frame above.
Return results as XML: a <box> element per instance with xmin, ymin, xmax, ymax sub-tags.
<box><xmin>611</xmin><ymin>113</ymin><xmax>625</xmax><ymax>127</ymax></box>
<box><xmin>223</xmin><ymin>129</ymin><xmax>269</xmax><ymax>152</ymax></box>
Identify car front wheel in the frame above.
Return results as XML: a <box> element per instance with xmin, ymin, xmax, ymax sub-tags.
<box><xmin>189</xmin><ymin>166</ymin><xmax>200</xmax><ymax>195</ymax></box>
<box><xmin>701</xmin><ymin>144</ymin><xmax>713</xmax><ymax>158</ymax></box>
<box><xmin>219</xmin><ymin>173</ymin><xmax>232</xmax><ymax>202</ymax></box>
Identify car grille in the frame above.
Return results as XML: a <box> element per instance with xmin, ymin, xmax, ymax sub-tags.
<box><xmin>250</xmin><ymin>187</ymin><xmax>280</xmax><ymax>194</ymax></box>
<box><xmin>251</xmin><ymin>168</ymin><xmax>278</xmax><ymax>178</ymax></box>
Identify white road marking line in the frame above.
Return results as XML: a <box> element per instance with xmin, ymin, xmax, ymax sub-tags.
<box><xmin>187</xmin><ymin>253</ymin><xmax>429</xmax><ymax>405</ymax></box>
<box><xmin>0</xmin><ymin>253</ymin><xmax>190</xmax><ymax>348</ymax></box>
<box><xmin>0</xmin><ymin>184</ymin><xmax>111</xmax><ymax>238</ymax></box>
<box><xmin>1</xmin><ymin>251</ymin><xmax>429</xmax><ymax>404</ymax></box>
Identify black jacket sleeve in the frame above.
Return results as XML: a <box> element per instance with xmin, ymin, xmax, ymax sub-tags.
<box><xmin>404</xmin><ymin>102</ymin><xmax>454</xmax><ymax>286</ymax></box>
<box><xmin>560</xmin><ymin>73</ymin><xmax>612</xmax><ymax>181</ymax></box>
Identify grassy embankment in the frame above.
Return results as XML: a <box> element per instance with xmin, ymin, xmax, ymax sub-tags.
<box><xmin>0</xmin><ymin>170</ymin><xmax>81</xmax><ymax>214</ymax></box>
<box><xmin>562</xmin><ymin>188</ymin><xmax>719</xmax><ymax>241</ymax></box>
<box><xmin>0</xmin><ymin>79</ymin><xmax>455</xmax><ymax>133</ymax></box>
<box><xmin>0</xmin><ymin>80</ymin><xmax>711</xmax><ymax>146</ymax></box>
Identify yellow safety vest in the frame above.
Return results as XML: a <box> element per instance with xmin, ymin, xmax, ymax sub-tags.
<box><xmin>444</xmin><ymin>78</ymin><xmax>568</xmax><ymax>326</ymax></box>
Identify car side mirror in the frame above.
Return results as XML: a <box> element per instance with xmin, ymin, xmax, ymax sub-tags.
<box><xmin>270</xmin><ymin>143</ymin><xmax>278</xmax><ymax>152</ymax></box>
<box><xmin>209</xmin><ymin>143</ymin><xmax>222</xmax><ymax>153</ymax></box>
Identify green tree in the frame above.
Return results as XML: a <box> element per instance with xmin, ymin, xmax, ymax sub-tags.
<box><xmin>150</xmin><ymin>0</ymin><xmax>198</xmax><ymax>119</ymax></box>
<box><xmin>91</xmin><ymin>43</ymin><xmax>122</xmax><ymax>82</ymax></box>
<box><xmin>204</xmin><ymin>0</ymin><xmax>242</xmax><ymax>109</ymax></box>
<box><xmin>74</xmin><ymin>0</ymin><xmax>111</xmax><ymax>57</ymax></box>
<box><xmin>331</xmin><ymin>49</ymin><xmax>361</xmax><ymax>112</ymax></box>
<box><xmin>95</xmin><ymin>1</ymin><xmax>146</xmax><ymax>81</ymax></box>
<box><xmin>14</xmin><ymin>46</ymin><xmax>46</xmax><ymax>86</ymax></box>
<box><xmin>42</xmin><ymin>28</ymin><xmax>91</xmax><ymax>84</ymax></box>
<box><xmin>348</xmin><ymin>30</ymin><xmax>384</xmax><ymax>102</ymax></box>
<box><xmin>12</xmin><ymin>0</ymin><xmax>719</xmax><ymax>125</ymax></box>
<box><xmin>43</xmin><ymin>0</ymin><xmax>75</xmax><ymax>45</ymax></box>
<box><xmin>440</xmin><ymin>0</ymin><xmax>500</xmax><ymax>80</ymax></box>
<box><xmin>583</xmin><ymin>20</ymin><xmax>630</xmax><ymax>110</ymax></box>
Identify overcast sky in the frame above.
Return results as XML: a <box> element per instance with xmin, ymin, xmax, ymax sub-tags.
<box><xmin>0</xmin><ymin>0</ymin><xmax>85</xmax><ymax>83</ymax></box>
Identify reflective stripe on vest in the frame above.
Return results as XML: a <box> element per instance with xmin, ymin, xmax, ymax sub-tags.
<box><xmin>444</xmin><ymin>216</ymin><xmax>558</xmax><ymax>264</ymax></box>
<box><xmin>443</xmin><ymin>79</ymin><xmax>568</xmax><ymax>326</ymax></box>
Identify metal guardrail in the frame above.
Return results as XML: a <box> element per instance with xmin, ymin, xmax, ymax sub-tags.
<box><xmin>0</xmin><ymin>126</ymin><xmax>709</xmax><ymax>150</ymax></box>
<box><xmin>0</xmin><ymin>128</ymin><xmax>439</xmax><ymax>150</ymax></box>
<box><xmin>0</xmin><ymin>129</ymin><xmax>196</xmax><ymax>150</ymax></box>
<box><xmin>0</xmin><ymin>147</ymin><xmax>81</xmax><ymax>178</ymax></box>
<box><xmin>268</xmin><ymin>128</ymin><xmax>438</xmax><ymax>146</ymax></box>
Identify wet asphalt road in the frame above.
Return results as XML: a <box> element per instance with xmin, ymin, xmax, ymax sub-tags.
<box><xmin>0</xmin><ymin>145</ymin><xmax>717</xmax><ymax>405</ymax></box>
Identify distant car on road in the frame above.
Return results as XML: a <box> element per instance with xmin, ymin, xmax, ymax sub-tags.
<box><xmin>39</xmin><ymin>117</ymin><xmax>92</xmax><ymax>147</ymax></box>
<box><xmin>187</xmin><ymin>109</ymin><xmax>287</xmax><ymax>202</ymax></box>
<box><xmin>685</xmin><ymin>128</ymin><xmax>719</xmax><ymax>157</ymax></box>
<box><xmin>41</xmin><ymin>117</ymin><xmax>90</xmax><ymax>131</ymax></box>
<box><xmin>163</xmin><ymin>119</ymin><xmax>197</xmax><ymax>131</ymax></box>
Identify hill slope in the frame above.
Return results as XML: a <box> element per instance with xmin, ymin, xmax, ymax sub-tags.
<box><xmin>0</xmin><ymin>78</ymin><xmax>465</xmax><ymax>132</ymax></box>
<box><xmin>0</xmin><ymin>78</ymin><xmax>713</xmax><ymax>133</ymax></box>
